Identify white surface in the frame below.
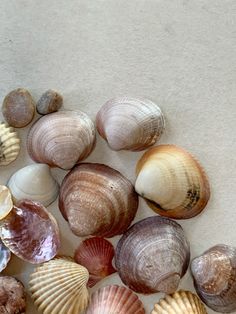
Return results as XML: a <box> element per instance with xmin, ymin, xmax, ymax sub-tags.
<box><xmin>0</xmin><ymin>0</ymin><xmax>235</xmax><ymax>313</ymax></box>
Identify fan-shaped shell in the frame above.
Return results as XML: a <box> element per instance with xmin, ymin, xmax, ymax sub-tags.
<box><xmin>0</xmin><ymin>239</ymin><xmax>11</xmax><ymax>272</ymax></box>
<box><xmin>30</xmin><ymin>257</ymin><xmax>89</xmax><ymax>314</ymax></box>
<box><xmin>115</xmin><ymin>216</ymin><xmax>190</xmax><ymax>294</ymax></box>
<box><xmin>96</xmin><ymin>96</ymin><xmax>165</xmax><ymax>151</ymax></box>
<box><xmin>86</xmin><ymin>285</ymin><xmax>145</xmax><ymax>314</ymax></box>
<box><xmin>0</xmin><ymin>185</ymin><xmax>13</xmax><ymax>219</ymax></box>
<box><xmin>74</xmin><ymin>237</ymin><xmax>116</xmax><ymax>287</ymax></box>
<box><xmin>151</xmin><ymin>290</ymin><xmax>207</xmax><ymax>314</ymax></box>
<box><xmin>59</xmin><ymin>163</ymin><xmax>138</xmax><ymax>237</ymax></box>
<box><xmin>0</xmin><ymin>199</ymin><xmax>60</xmax><ymax>264</ymax></box>
<box><xmin>191</xmin><ymin>244</ymin><xmax>236</xmax><ymax>313</ymax></box>
<box><xmin>27</xmin><ymin>110</ymin><xmax>96</xmax><ymax>170</ymax></box>
<box><xmin>135</xmin><ymin>145</ymin><xmax>210</xmax><ymax>219</ymax></box>
<box><xmin>8</xmin><ymin>163</ymin><xmax>59</xmax><ymax>206</ymax></box>
<box><xmin>0</xmin><ymin>122</ymin><xmax>20</xmax><ymax>166</ymax></box>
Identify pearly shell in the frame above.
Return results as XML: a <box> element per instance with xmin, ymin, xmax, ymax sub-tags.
<box><xmin>74</xmin><ymin>237</ymin><xmax>116</xmax><ymax>287</ymax></box>
<box><xmin>115</xmin><ymin>216</ymin><xmax>190</xmax><ymax>294</ymax></box>
<box><xmin>191</xmin><ymin>244</ymin><xmax>236</xmax><ymax>313</ymax></box>
<box><xmin>27</xmin><ymin>110</ymin><xmax>96</xmax><ymax>170</ymax></box>
<box><xmin>135</xmin><ymin>145</ymin><xmax>210</xmax><ymax>219</ymax></box>
<box><xmin>0</xmin><ymin>239</ymin><xmax>11</xmax><ymax>272</ymax></box>
<box><xmin>59</xmin><ymin>163</ymin><xmax>138</xmax><ymax>237</ymax></box>
<box><xmin>96</xmin><ymin>96</ymin><xmax>165</xmax><ymax>151</ymax></box>
<box><xmin>30</xmin><ymin>257</ymin><xmax>89</xmax><ymax>314</ymax></box>
<box><xmin>0</xmin><ymin>185</ymin><xmax>13</xmax><ymax>219</ymax></box>
<box><xmin>86</xmin><ymin>285</ymin><xmax>145</xmax><ymax>314</ymax></box>
<box><xmin>8</xmin><ymin>163</ymin><xmax>59</xmax><ymax>207</ymax></box>
<box><xmin>0</xmin><ymin>199</ymin><xmax>60</xmax><ymax>264</ymax></box>
<box><xmin>151</xmin><ymin>290</ymin><xmax>208</xmax><ymax>314</ymax></box>
<box><xmin>0</xmin><ymin>122</ymin><xmax>20</xmax><ymax>166</ymax></box>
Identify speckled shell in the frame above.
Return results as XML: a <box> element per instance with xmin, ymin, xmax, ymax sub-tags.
<box><xmin>96</xmin><ymin>97</ymin><xmax>165</xmax><ymax>151</ymax></box>
<box><xmin>115</xmin><ymin>216</ymin><xmax>190</xmax><ymax>294</ymax></box>
<box><xmin>0</xmin><ymin>239</ymin><xmax>11</xmax><ymax>272</ymax></box>
<box><xmin>0</xmin><ymin>185</ymin><xmax>13</xmax><ymax>219</ymax></box>
<box><xmin>191</xmin><ymin>244</ymin><xmax>236</xmax><ymax>313</ymax></box>
<box><xmin>86</xmin><ymin>285</ymin><xmax>145</xmax><ymax>314</ymax></box>
<box><xmin>0</xmin><ymin>122</ymin><xmax>20</xmax><ymax>166</ymax></box>
<box><xmin>30</xmin><ymin>257</ymin><xmax>89</xmax><ymax>314</ymax></box>
<box><xmin>151</xmin><ymin>290</ymin><xmax>208</xmax><ymax>314</ymax></box>
<box><xmin>59</xmin><ymin>163</ymin><xmax>139</xmax><ymax>237</ymax></box>
<box><xmin>27</xmin><ymin>110</ymin><xmax>96</xmax><ymax>170</ymax></box>
<box><xmin>135</xmin><ymin>145</ymin><xmax>210</xmax><ymax>219</ymax></box>
<box><xmin>36</xmin><ymin>90</ymin><xmax>63</xmax><ymax>115</ymax></box>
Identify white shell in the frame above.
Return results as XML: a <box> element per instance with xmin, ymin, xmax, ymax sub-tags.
<box><xmin>8</xmin><ymin>164</ymin><xmax>59</xmax><ymax>206</ymax></box>
<box><xmin>0</xmin><ymin>185</ymin><xmax>13</xmax><ymax>219</ymax></box>
<box><xmin>0</xmin><ymin>122</ymin><xmax>20</xmax><ymax>166</ymax></box>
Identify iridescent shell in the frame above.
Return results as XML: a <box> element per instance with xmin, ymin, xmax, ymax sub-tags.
<box><xmin>0</xmin><ymin>185</ymin><xmax>13</xmax><ymax>219</ymax></box>
<box><xmin>0</xmin><ymin>239</ymin><xmax>11</xmax><ymax>272</ymax></box>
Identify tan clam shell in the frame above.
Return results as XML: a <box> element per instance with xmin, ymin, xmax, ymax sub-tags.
<box><xmin>96</xmin><ymin>96</ymin><xmax>165</xmax><ymax>151</ymax></box>
<box><xmin>0</xmin><ymin>122</ymin><xmax>20</xmax><ymax>166</ymax></box>
<box><xmin>30</xmin><ymin>257</ymin><xmax>89</xmax><ymax>314</ymax></box>
<box><xmin>0</xmin><ymin>185</ymin><xmax>13</xmax><ymax>219</ymax></box>
<box><xmin>27</xmin><ymin>110</ymin><xmax>96</xmax><ymax>170</ymax></box>
<box><xmin>151</xmin><ymin>290</ymin><xmax>208</xmax><ymax>314</ymax></box>
<box><xmin>135</xmin><ymin>145</ymin><xmax>210</xmax><ymax>219</ymax></box>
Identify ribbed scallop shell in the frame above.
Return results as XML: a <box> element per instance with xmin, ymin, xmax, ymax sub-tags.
<box><xmin>86</xmin><ymin>285</ymin><xmax>145</xmax><ymax>314</ymax></box>
<box><xmin>191</xmin><ymin>244</ymin><xmax>236</xmax><ymax>313</ymax></box>
<box><xmin>115</xmin><ymin>216</ymin><xmax>190</xmax><ymax>294</ymax></box>
<box><xmin>135</xmin><ymin>145</ymin><xmax>210</xmax><ymax>219</ymax></box>
<box><xmin>0</xmin><ymin>122</ymin><xmax>20</xmax><ymax>166</ymax></box>
<box><xmin>74</xmin><ymin>237</ymin><xmax>116</xmax><ymax>287</ymax></box>
<box><xmin>59</xmin><ymin>163</ymin><xmax>138</xmax><ymax>237</ymax></box>
<box><xmin>96</xmin><ymin>97</ymin><xmax>165</xmax><ymax>151</ymax></box>
<box><xmin>0</xmin><ymin>239</ymin><xmax>11</xmax><ymax>272</ymax></box>
<box><xmin>27</xmin><ymin>110</ymin><xmax>96</xmax><ymax>170</ymax></box>
<box><xmin>0</xmin><ymin>185</ymin><xmax>13</xmax><ymax>219</ymax></box>
<box><xmin>151</xmin><ymin>290</ymin><xmax>207</xmax><ymax>314</ymax></box>
<box><xmin>30</xmin><ymin>257</ymin><xmax>89</xmax><ymax>314</ymax></box>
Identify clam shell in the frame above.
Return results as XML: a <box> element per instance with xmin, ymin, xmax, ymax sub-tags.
<box><xmin>115</xmin><ymin>216</ymin><xmax>190</xmax><ymax>294</ymax></box>
<box><xmin>96</xmin><ymin>96</ymin><xmax>165</xmax><ymax>151</ymax></box>
<box><xmin>27</xmin><ymin>110</ymin><xmax>96</xmax><ymax>170</ymax></box>
<box><xmin>30</xmin><ymin>257</ymin><xmax>89</xmax><ymax>314</ymax></box>
<box><xmin>8</xmin><ymin>163</ymin><xmax>59</xmax><ymax>206</ymax></box>
<box><xmin>74</xmin><ymin>237</ymin><xmax>116</xmax><ymax>287</ymax></box>
<box><xmin>151</xmin><ymin>290</ymin><xmax>208</xmax><ymax>314</ymax></box>
<box><xmin>0</xmin><ymin>122</ymin><xmax>20</xmax><ymax>166</ymax></box>
<box><xmin>86</xmin><ymin>285</ymin><xmax>145</xmax><ymax>314</ymax></box>
<box><xmin>0</xmin><ymin>185</ymin><xmax>13</xmax><ymax>219</ymax></box>
<box><xmin>191</xmin><ymin>244</ymin><xmax>236</xmax><ymax>313</ymax></box>
<box><xmin>0</xmin><ymin>239</ymin><xmax>11</xmax><ymax>272</ymax></box>
<box><xmin>0</xmin><ymin>199</ymin><xmax>60</xmax><ymax>264</ymax></box>
<box><xmin>135</xmin><ymin>145</ymin><xmax>210</xmax><ymax>219</ymax></box>
<box><xmin>59</xmin><ymin>163</ymin><xmax>138</xmax><ymax>237</ymax></box>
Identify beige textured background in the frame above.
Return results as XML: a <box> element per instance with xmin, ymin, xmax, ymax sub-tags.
<box><xmin>0</xmin><ymin>0</ymin><xmax>235</xmax><ymax>313</ymax></box>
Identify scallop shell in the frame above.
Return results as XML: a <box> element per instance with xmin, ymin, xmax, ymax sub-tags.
<box><xmin>74</xmin><ymin>237</ymin><xmax>116</xmax><ymax>287</ymax></box>
<box><xmin>86</xmin><ymin>285</ymin><xmax>145</xmax><ymax>314</ymax></box>
<box><xmin>8</xmin><ymin>163</ymin><xmax>59</xmax><ymax>206</ymax></box>
<box><xmin>191</xmin><ymin>244</ymin><xmax>236</xmax><ymax>313</ymax></box>
<box><xmin>135</xmin><ymin>145</ymin><xmax>210</xmax><ymax>219</ymax></box>
<box><xmin>0</xmin><ymin>199</ymin><xmax>60</xmax><ymax>264</ymax></box>
<box><xmin>0</xmin><ymin>185</ymin><xmax>13</xmax><ymax>219</ymax></box>
<box><xmin>96</xmin><ymin>96</ymin><xmax>165</xmax><ymax>151</ymax></box>
<box><xmin>0</xmin><ymin>122</ymin><xmax>20</xmax><ymax>166</ymax></box>
<box><xmin>0</xmin><ymin>239</ymin><xmax>11</xmax><ymax>272</ymax></box>
<box><xmin>30</xmin><ymin>257</ymin><xmax>89</xmax><ymax>314</ymax></box>
<box><xmin>115</xmin><ymin>216</ymin><xmax>190</xmax><ymax>294</ymax></box>
<box><xmin>27</xmin><ymin>110</ymin><xmax>96</xmax><ymax>170</ymax></box>
<box><xmin>151</xmin><ymin>290</ymin><xmax>207</xmax><ymax>314</ymax></box>
<box><xmin>59</xmin><ymin>163</ymin><xmax>138</xmax><ymax>237</ymax></box>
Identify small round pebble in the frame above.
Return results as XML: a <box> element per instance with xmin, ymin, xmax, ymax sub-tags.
<box><xmin>2</xmin><ymin>88</ymin><xmax>35</xmax><ymax>128</ymax></box>
<box><xmin>36</xmin><ymin>89</ymin><xmax>63</xmax><ymax>115</ymax></box>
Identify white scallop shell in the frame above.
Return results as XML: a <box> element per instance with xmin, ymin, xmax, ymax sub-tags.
<box><xmin>0</xmin><ymin>122</ymin><xmax>20</xmax><ymax>166</ymax></box>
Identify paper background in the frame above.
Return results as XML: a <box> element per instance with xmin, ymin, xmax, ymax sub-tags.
<box><xmin>0</xmin><ymin>1</ymin><xmax>235</xmax><ymax>313</ymax></box>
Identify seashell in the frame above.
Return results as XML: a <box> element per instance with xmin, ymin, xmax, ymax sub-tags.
<box><xmin>191</xmin><ymin>244</ymin><xmax>236</xmax><ymax>313</ymax></box>
<box><xmin>2</xmin><ymin>88</ymin><xmax>35</xmax><ymax>128</ymax></box>
<box><xmin>37</xmin><ymin>89</ymin><xmax>63</xmax><ymax>115</ymax></box>
<box><xmin>8</xmin><ymin>163</ymin><xmax>59</xmax><ymax>207</ymax></box>
<box><xmin>96</xmin><ymin>96</ymin><xmax>165</xmax><ymax>151</ymax></box>
<box><xmin>74</xmin><ymin>237</ymin><xmax>116</xmax><ymax>287</ymax></box>
<box><xmin>30</xmin><ymin>257</ymin><xmax>89</xmax><ymax>314</ymax></box>
<box><xmin>0</xmin><ymin>239</ymin><xmax>11</xmax><ymax>272</ymax></box>
<box><xmin>0</xmin><ymin>199</ymin><xmax>60</xmax><ymax>264</ymax></box>
<box><xmin>59</xmin><ymin>163</ymin><xmax>138</xmax><ymax>237</ymax></box>
<box><xmin>115</xmin><ymin>216</ymin><xmax>190</xmax><ymax>294</ymax></box>
<box><xmin>86</xmin><ymin>285</ymin><xmax>145</xmax><ymax>314</ymax></box>
<box><xmin>151</xmin><ymin>290</ymin><xmax>208</xmax><ymax>314</ymax></box>
<box><xmin>27</xmin><ymin>110</ymin><xmax>96</xmax><ymax>170</ymax></box>
<box><xmin>135</xmin><ymin>144</ymin><xmax>210</xmax><ymax>219</ymax></box>
<box><xmin>0</xmin><ymin>185</ymin><xmax>13</xmax><ymax>219</ymax></box>
<box><xmin>0</xmin><ymin>122</ymin><xmax>20</xmax><ymax>166</ymax></box>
